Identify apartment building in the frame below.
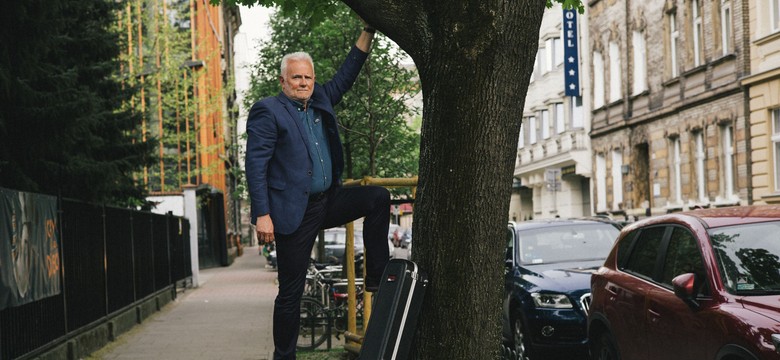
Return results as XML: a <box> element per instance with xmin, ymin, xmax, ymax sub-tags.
<box><xmin>744</xmin><ymin>0</ymin><xmax>780</xmax><ymax>204</ymax></box>
<box><xmin>511</xmin><ymin>4</ymin><xmax>593</xmax><ymax>221</ymax></box>
<box><xmin>587</xmin><ymin>0</ymin><xmax>750</xmax><ymax>219</ymax></box>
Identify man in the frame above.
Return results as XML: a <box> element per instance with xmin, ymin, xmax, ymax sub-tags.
<box><xmin>245</xmin><ymin>24</ymin><xmax>390</xmax><ymax>359</ymax></box>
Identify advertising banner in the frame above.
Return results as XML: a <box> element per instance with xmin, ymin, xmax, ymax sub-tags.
<box><xmin>0</xmin><ymin>188</ymin><xmax>61</xmax><ymax>310</ymax></box>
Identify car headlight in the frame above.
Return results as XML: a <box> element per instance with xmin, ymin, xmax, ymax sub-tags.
<box><xmin>531</xmin><ymin>293</ymin><xmax>573</xmax><ymax>309</ymax></box>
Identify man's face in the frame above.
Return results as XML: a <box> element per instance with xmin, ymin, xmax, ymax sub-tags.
<box><xmin>280</xmin><ymin>59</ymin><xmax>315</xmax><ymax>102</ymax></box>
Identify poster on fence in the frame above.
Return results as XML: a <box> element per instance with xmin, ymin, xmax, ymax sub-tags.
<box><xmin>0</xmin><ymin>188</ymin><xmax>61</xmax><ymax>311</ymax></box>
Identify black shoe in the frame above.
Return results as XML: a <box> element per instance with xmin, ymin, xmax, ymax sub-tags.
<box><xmin>365</xmin><ymin>276</ymin><xmax>380</xmax><ymax>293</ymax></box>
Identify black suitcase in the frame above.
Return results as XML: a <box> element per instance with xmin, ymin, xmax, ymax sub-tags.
<box><xmin>359</xmin><ymin>258</ymin><xmax>428</xmax><ymax>360</ymax></box>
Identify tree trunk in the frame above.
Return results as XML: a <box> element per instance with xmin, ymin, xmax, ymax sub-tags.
<box><xmin>346</xmin><ymin>1</ymin><xmax>545</xmax><ymax>358</ymax></box>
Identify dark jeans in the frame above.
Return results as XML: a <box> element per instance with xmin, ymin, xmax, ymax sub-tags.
<box><xmin>272</xmin><ymin>185</ymin><xmax>390</xmax><ymax>360</ymax></box>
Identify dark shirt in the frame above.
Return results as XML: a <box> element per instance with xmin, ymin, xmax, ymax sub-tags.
<box><xmin>287</xmin><ymin>97</ymin><xmax>332</xmax><ymax>195</ymax></box>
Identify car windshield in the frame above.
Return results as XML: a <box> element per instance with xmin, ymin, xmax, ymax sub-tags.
<box><xmin>709</xmin><ymin>221</ymin><xmax>780</xmax><ymax>295</ymax></box>
<box><xmin>518</xmin><ymin>223</ymin><xmax>619</xmax><ymax>265</ymax></box>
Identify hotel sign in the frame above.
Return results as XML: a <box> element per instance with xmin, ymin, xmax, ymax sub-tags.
<box><xmin>563</xmin><ymin>8</ymin><xmax>580</xmax><ymax>97</ymax></box>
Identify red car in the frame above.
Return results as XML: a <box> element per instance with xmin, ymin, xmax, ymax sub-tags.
<box><xmin>588</xmin><ymin>205</ymin><xmax>780</xmax><ymax>360</ymax></box>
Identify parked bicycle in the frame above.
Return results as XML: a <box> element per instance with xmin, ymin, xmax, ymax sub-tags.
<box><xmin>297</xmin><ymin>259</ymin><xmax>366</xmax><ymax>350</ymax></box>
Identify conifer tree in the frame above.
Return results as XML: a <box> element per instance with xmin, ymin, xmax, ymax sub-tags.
<box><xmin>0</xmin><ymin>0</ymin><xmax>153</xmax><ymax>206</ymax></box>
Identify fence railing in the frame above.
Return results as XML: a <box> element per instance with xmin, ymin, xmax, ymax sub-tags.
<box><xmin>0</xmin><ymin>194</ymin><xmax>192</xmax><ymax>360</ymax></box>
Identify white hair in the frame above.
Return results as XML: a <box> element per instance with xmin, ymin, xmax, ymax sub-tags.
<box><xmin>280</xmin><ymin>52</ymin><xmax>314</xmax><ymax>76</ymax></box>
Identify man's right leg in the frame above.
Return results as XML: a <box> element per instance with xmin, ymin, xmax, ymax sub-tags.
<box><xmin>272</xmin><ymin>199</ymin><xmax>326</xmax><ymax>360</ymax></box>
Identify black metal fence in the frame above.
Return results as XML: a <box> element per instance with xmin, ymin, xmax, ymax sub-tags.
<box><xmin>0</xmin><ymin>197</ymin><xmax>192</xmax><ymax>359</ymax></box>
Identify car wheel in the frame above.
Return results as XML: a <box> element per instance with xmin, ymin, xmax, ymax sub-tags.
<box><xmin>511</xmin><ymin>312</ymin><xmax>531</xmax><ymax>360</ymax></box>
<box><xmin>591</xmin><ymin>331</ymin><xmax>619</xmax><ymax>360</ymax></box>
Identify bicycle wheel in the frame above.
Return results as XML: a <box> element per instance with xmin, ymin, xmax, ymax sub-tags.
<box><xmin>297</xmin><ymin>296</ymin><xmax>330</xmax><ymax>350</ymax></box>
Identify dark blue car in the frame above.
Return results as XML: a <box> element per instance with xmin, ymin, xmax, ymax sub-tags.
<box><xmin>502</xmin><ymin>219</ymin><xmax>621</xmax><ymax>360</ymax></box>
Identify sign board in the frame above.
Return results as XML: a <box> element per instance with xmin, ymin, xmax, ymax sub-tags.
<box><xmin>545</xmin><ymin>168</ymin><xmax>561</xmax><ymax>192</ymax></box>
<box><xmin>563</xmin><ymin>8</ymin><xmax>581</xmax><ymax>97</ymax></box>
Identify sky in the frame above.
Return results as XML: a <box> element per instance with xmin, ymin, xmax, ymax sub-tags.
<box><xmin>234</xmin><ymin>5</ymin><xmax>273</xmax><ymax>171</ymax></box>
<box><xmin>234</xmin><ymin>5</ymin><xmax>273</xmax><ymax>118</ymax></box>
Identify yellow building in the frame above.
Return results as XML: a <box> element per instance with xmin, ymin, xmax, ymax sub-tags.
<box><xmin>743</xmin><ymin>0</ymin><xmax>780</xmax><ymax>204</ymax></box>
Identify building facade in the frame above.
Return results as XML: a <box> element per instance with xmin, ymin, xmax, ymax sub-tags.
<box><xmin>511</xmin><ymin>4</ymin><xmax>593</xmax><ymax>221</ymax></box>
<box><xmin>587</xmin><ymin>0</ymin><xmax>750</xmax><ymax>220</ymax></box>
<box><xmin>744</xmin><ymin>0</ymin><xmax>780</xmax><ymax>204</ymax></box>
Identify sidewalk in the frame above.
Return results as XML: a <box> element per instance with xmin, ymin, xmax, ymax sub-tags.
<box><xmin>92</xmin><ymin>246</ymin><xmax>277</xmax><ymax>360</ymax></box>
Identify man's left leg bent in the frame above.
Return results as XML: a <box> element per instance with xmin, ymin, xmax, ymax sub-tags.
<box><xmin>322</xmin><ymin>186</ymin><xmax>391</xmax><ymax>287</ymax></box>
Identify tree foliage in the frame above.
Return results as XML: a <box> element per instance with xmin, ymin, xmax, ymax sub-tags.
<box><xmin>244</xmin><ymin>5</ymin><xmax>420</xmax><ymax>185</ymax></box>
<box><xmin>0</xmin><ymin>0</ymin><xmax>153</xmax><ymax>206</ymax></box>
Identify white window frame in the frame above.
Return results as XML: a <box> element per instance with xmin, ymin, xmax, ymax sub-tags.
<box><xmin>593</xmin><ymin>51</ymin><xmax>605</xmax><ymax>108</ymax></box>
<box><xmin>670</xmin><ymin>13</ymin><xmax>680</xmax><ymax>78</ymax></box>
<box><xmin>721</xmin><ymin>0</ymin><xmax>733</xmax><ymax>56</ymax></box>
<box><xmin>596</xmin><ymin>154</ymin><xmax>607</xmax><ymax>211</ymax></box>
<box><xmin>518</xmin><ymin>125</ymin><xmax>525</xmax><ymax>149</ymax></box>
<box><xmin>612</xmin><ymin>150</ymin><xmax>624</xmax><ymax>209</ymax></box>
<box><xmin>571</xmin><ymin>96</ymin><xmax>584</xmax><ymax>128</ymax></box>
<box><xmin>772</xmin><ymin>109</ymin><xmax>780</xmax><ymax>191</ymax></box>
<box><xmin>692</xmin><ymin>0</ymin><xmax>703</xmax><ymax>66</ymax></box>
<box><xmin>722</xmin><ymin>125</ymin><xmax>736</xmax><ymax>199</ymax></box>
<box><xmin>541</xmin><ymin>45</ymin><xmax>550</xmax><ymax>74</ymax></box>
<box><xmin>772</xmin><ymin>0</ymin><xmax>780</xmax><ymax>33</ymax></box>
<box><xmin>555</xmin><ymin>103</ymin><xmax>565</xmax><ymax>134</ymax></box>
<box><xmin>673</xmin><ymin>137</ymin><xmax>683</xmax><ymax>204</ymax></box>
<box><xmin>609</xmin><ymin>41</ymin><xmax>622</xmax><ymax>102</ymax></box>
<box><xmin>541</xmin><ymin>110</ymin><xmax>550</xmax><ymax>139</ymax></box>
<box><xmin>529</xmin><ymin>116</ymin><xmax>537</xmax><ymax>144</ymax></box>
<box><xmin>695</xmin><ymin>132</ymin><xmax>707</xmax><ymax>202</ymax></box>
<box><xmin>554</xmin><ymin>37</ymin><xmax>564</xmax><ymax>66</ymax></box>
<box><xmin>632</xmin><ymin>31</ymin><xmax>647</xmax><ymax>95</ymax></box>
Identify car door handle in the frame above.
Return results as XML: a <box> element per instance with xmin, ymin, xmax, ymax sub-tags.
<box><xmin>648</xmin><ymin>308</ymin><xmax>660</xmax><ymax>323</ymax></box>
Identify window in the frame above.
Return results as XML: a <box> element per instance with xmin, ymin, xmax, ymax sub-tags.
<box><xmin>772</xmin><ymin>0</ymin><xmax>780</xmax><ymax>32</ymax></box>
<box><xmin>612</xmin><ymin>150</ymin><xmax>624</xmax><ymax>209</ymax></box>
<box><xmin>673</xmin><ymin>137</ymin><xmax>682</xmax><ymax>204</ymax></box>
<box><xmin>670</xmin><ymin>12</ymin><xmax>680</xmax><ymax>77</ymax></box>
<box><xmin>555</xmin><ymin>103</ymin><xmax>565</xmax><ymax>134</ymax></box>
<box><xmin>721</xmin><ymin>0</ymin><xmax>733</xmax><ymax>55</ymax></box>
<box><xmin>518</xmin><ymin>125</ymin><xmax>525</xmax><ymax>148</ymax></box>
<box><xmin>660</xmin><ymin>227</ymin><xmax>707</xmax><ymax>294</ymax></box>
<box><xmin>722</xmin><ymin>125</ymin><xmax>735</xmax><ymax>198</ymax></box>
<box><xmin>540</xmin><ymin>45</ymin><xmax>550</xmax><ymax>74</ymax></box>
<box><xmin>541</xmin><ymin>110</ymin><xmax>550</xmax><ymax>139</ymax></box>
<box><xmin>695</xmin><ymin>132</ymin><xmax>707</xmax><ymax>202</ymax></box>
<box><xmin>596</xmin><ymin>154</ymin><xmax>607</xmax><ymax>211</ymax></box>
<box><xmin>692</xmin><ymin>0</ymin><xmax>703</xmax><ymax>66</ymax></box>
<box><xmin>529</xmin><ymin>116</ymin><xmax>537</xmax><ymax>144</ymax></box>
<box><xmin>609</xmin><ymin>41</ymin><xmax>622</xmax><ymax>102</ymax></box>
<box><xmin>623</xmin><ymin>226</ymin><xmax>667</xmax><ymax>280</ymax></box>
<box><xmin>593</xmin><ymin>51</ymin><xmax>605</xmax><ymax>108</ymax></box>
<box><xmin>546</xmin><ymin>37</ymin><xmax>563</xmax><ymax>70</ymax></box>
<box><xmin>773</xmin><ymin>109</ymin><xmax>780</xmax><ymax>191</ymax></box>
<box><xmin>571</xmin><ymin>96</ymin><xmax>584</xmax><ymax>128</ymax></box>
<box><xmin>632</xmin><ymin>31</ymin><xmax>647</xmax><ymax>95</ymax></box>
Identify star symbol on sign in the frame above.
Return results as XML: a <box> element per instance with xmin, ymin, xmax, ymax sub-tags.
<box><xmin>569</xmin><ymin>69</ymin><xmax>576</xmax><ymax>76</ymax></box>
<box><xmin>569</xmin><ymin>83</ymin><xmax>577</xmax><ymax>90</ymax></box>
<box><xmin>568</xmin><ymin>56</ymin><xmax>575</xmax><ymax>63</ymax></box>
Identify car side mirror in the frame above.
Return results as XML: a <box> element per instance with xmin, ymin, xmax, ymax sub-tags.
<box><xmin>672</xmin><ymin>273</ymin><xmax>700</xmax><ymax>308</ymax></box>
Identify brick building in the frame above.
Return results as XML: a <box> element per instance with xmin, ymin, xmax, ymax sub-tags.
<box><xmin>743</xmin><ymin>0</ymin><xmax>780</xmax><ymax>204</ymax></box>
<box><xmin>586</xmin><ymin>0</ymin><xmax>751</xmax><ymax>219</ymax></box>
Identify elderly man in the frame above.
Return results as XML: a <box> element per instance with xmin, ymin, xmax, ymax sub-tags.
<box><xmin>245</xmin><ymin>23</ymin><xmax>390</xmax><ymax>359</ymax></box>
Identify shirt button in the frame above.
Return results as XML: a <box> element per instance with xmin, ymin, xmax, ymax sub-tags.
<box><xmin>307</xmin><ymin>171</ymin><xmax>312</xmax><ymax>175</ymax></box>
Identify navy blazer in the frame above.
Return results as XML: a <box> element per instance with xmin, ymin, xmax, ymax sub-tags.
<box><xmin>245</xmin><ymin>46</ymin><xmax>368</xmax><ymax>235</ymax></box>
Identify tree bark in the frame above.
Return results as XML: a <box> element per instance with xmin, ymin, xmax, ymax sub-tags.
<box><xmin>346</xmin><ymin>0</ymin><xmax>545</xmax><ymax>358</ymax></box>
